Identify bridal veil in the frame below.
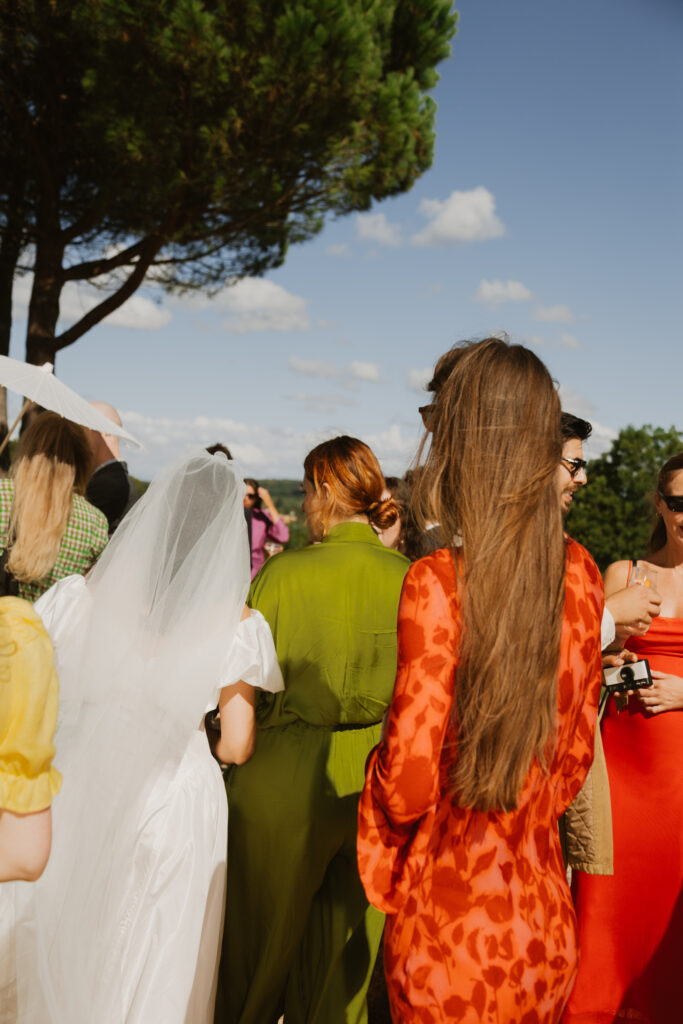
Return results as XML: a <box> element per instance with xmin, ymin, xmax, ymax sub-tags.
<box><xmin>9</xmin><ymin>450</ymin><xmax>252</xmax><ymax>1021</ymax></box>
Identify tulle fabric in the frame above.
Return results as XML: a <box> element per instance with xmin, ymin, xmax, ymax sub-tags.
<box><xmin>4</xmin><ymin>450</ymin><xmax>266</xmax><ymax>1023</ymax></box>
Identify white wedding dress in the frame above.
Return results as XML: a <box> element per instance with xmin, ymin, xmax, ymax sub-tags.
<box><xmin>1</xmin><ymin>452</ymin><xmax>283</xmax><ymax>1024</ymax></box>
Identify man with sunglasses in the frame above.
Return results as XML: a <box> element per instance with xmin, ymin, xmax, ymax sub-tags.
<box><xmin>559</xmin><ymin>413</ymin><xmax>659</xmax><ymax>880</ymax></box>
<box><xmin>558</xmin><ymin>412</ymin><xmax>589</xmax><ymax>513</ymax></box>
<box><xmin>559</xmin><ymin>412</ymin><xmax>661</xmax><ymax>645</ymax></box>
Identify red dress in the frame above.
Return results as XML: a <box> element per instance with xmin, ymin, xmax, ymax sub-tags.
<box><xmin>565</xmin><ymin>614</ymin><xmax>683</xmax><ymax>1023</ymax></box>
<box><xmin>358</xmin><ymin>542</ymin><xmax>603</xmax><ymax>1024</ymax></box>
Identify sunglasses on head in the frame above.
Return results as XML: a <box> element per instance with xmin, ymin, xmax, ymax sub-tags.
<box><xmin>658</xmin><ymin>491</ymin><xmax>683</xmax><ymax>513</ymax></box>
<box><xmin>419</xmin><ymin>404</ymin><xmax>434</xmax><ymax>429</ymax></box>
<box><xmin>561</xmin><ymin>456</ymin><xmax>587</xmax><ymax>478</ymax></box>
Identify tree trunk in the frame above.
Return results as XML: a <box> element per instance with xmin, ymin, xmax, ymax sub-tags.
<box><xmin>26</xmin><ymin>233</ymin><xmax>65</xmax><ymax>368</ymax></box>
<box><xmin>0</xmin><ymin>185</ymin><xmax>26</xmax><ymax>469</ymax></box>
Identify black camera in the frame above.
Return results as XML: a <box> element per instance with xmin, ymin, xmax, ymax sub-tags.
<box><xmin>603</xmin><ymin>659</ymin><xmax>653</xmax><ymax>693</ymax></box>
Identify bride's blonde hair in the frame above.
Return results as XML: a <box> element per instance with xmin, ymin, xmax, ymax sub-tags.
<box><xmin>7</xmin><ymin>413</ymin><xmax>92</xmax><ymax>582</ymax></box>
<box><xmin>413</xmin><ymin>337</ymin><xmax>565</xmax><ymax>812</ymax></box>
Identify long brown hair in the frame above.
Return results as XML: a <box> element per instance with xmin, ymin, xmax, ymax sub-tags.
<box><xmin>414</xmin><ymin>338</ymin><xmax>565</xmax><ymax>812</ymax></box>
<box><xmin>303</xmin><ymin>436</ymin><xmax>397</xmax><ymax>537</ymax></box>
<box><xmin>648</xmin><ymin>451</ymin><xmax>683</xmax><ymax>555</ymax></box>
<box><xmin>7</xmin><ymin>412</ymin><xmax>93</xmax><ymax>582</ymax></box>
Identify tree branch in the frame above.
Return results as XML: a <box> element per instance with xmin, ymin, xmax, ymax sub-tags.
<box><xmin>53</xmin><ymin>238</ymin><xmax>162</xmax><ymax>352</ymax></box>
<box><xmin>60</xmin><ymin>192</ymin><xmax>121</xmax><ymax>245</ymax></box>
<box><xmin>62</xmin><ymin>239</ymin><xmax>148</xmax><ymax>280</ymax></box>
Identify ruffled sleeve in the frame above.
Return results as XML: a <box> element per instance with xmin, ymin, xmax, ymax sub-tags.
<box><xmin>218</xmin><ymin>609</ymin><xmax>284</xmax><ymax>694</ymax></box>
<box><xmin>0</xmin><ymin>597</ymin><xmax>62</xmax><ymax>814</ymax></box>
<box><xmin>358</xmin><ymin>551</ymin><xmax>460</xmax><ymax>912</ymax></box>
<box><xmin>35</xmin><ymin>574</ymin><xmax>90</xmax><ymax>645</ymax></box>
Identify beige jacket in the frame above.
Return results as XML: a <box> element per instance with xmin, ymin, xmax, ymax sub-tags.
<box><xmin>562</xmin><ymin>725</ymin><xmax>613</xmax><ymax>875</ymax></box>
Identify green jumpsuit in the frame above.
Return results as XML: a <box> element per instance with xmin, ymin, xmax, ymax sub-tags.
<box><xmin>216</xmin><ymin>522</ymin><xmax>409</xmax><ymax>1024</ymax></box>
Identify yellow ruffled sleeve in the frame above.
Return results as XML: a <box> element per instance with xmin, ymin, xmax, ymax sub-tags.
<box><xmin>0</xmin><ymin>597</ymin><xmax>62</xmax><ymax>814</ymax></box>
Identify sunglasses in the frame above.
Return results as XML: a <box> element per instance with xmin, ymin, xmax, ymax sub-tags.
<box><xmin>419</xmin><ymin>404</ymin><xmax>434</xmax><ymax>429</ymax></box>
<box><xmin>658</xmin><ymin>491</ymin><xmax>683</xmax><ymax>513</ymax></box>
<box><xmin>244</xmin><ymin>493</ymin><xmax>257</xmax><ymax>501</ymax></box>
<box><xmin>561</xmin><ymin>456</ymin><xmax>587</xmax><ymax>479</ymax></box>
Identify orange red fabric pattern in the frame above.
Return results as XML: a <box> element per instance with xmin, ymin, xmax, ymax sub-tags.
<box><xmin>358</xmin><ymin>541</ymin><xmax>603</xmax><ymax>1023</ymax></box>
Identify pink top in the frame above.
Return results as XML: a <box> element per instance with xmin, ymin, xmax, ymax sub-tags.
<box><xmin>249</xmin><ymin>509</ymin><xmax>289</xmax><ymax>579</ymax></box>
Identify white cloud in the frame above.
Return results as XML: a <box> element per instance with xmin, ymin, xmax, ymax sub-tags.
<box><xmin>14</xmin><ymin>266</ymin><xmax>310</xmax><ymax>337</ymax></box>
<box><xmin>121</xmin><ymin>409</ymin><xmax>423</xmax><ymax>483</ymax></box>
<box><xmin>533</xmin><ymin>304</ymin><xmax>573</xmax><ymax>323</ymax></box>
<box><xmin>556</xmin><ymin>389</ymin><xmax>616</xmax><ymax>458</ymax></box>
<box><xmin>557</xmin><ymin>385</ymin><xmax>595</xmax><ymax>419</ymax></box>
<box><xmin>366</xmin><ymin>423</ymin><xmax>422</xmax><ymax>476</ymax></box>
<box><xmin>288</xmin><ymin>392</ymin><xmax>359</xmax><ymax>415</ymax></box>
<box><xmin>287</xmin><ymin>357</ymin><xmax>338</xmax><ymax>379</ymax></box>
<box><xmin>215</xmin><ymin>278</ymin><xmax>309</xmax><ymax>333</ymax></box>
<box><xmin>584</xmin><ymin>424</ymin><xmax>617</xmax><ymax>458</ymax></box>
<box><xmin>356</xmin><ymin>212</ymin><xmax>402</xmax><ymax>247</ymax></box>
<box><xmin>412</xmin><ymin>187</ymin><xmax>506</xmax><ymax>246</ymax></box>
<box><xmin>558</xmin><ymin>333</ymin><xmax>582</xmax><ymax>350</ymax></box>
<box><xmin>167</xmin><ymin>277</ymin><xmax>309</xmax><ymax>333</ymax></box>
<box><xmin>325</xmin><ymin>243</ymin><xmax>350</xmax><ymax>257</ymax></box>
<box><xmin>349</xmin><ymin>361</ymin><xmax>380</xmax><ymax>382</ymax></box>
<box><xmin>12</xmin><ymin>274</ymin><xmax>171</xmax><ymax>332</ymax></box>
<box><xmin>474</xmin><ymin>279</ymin><xmax>533</xmax><ymax>306</ymax></box>
<box><xmin>527</xmin><ymin>334</ymin><xmax>546</xmax><ymax>347</ymax></box>
<box><xmin>288</xmin><ymin>356</ymin><xmax>381</xmax><ymax>387</ymax></box>
<box><xmin>407</xmin><ymin>367</ymin><xmax>432</xmax><ymax>393</ymax></box>
<box><xmin>122</xmin><ymin>412</ymin><xmax>318</xmax><ymax>480</ymax></box>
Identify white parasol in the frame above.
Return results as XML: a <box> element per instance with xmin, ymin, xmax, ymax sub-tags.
<box><xmin>0</xmin><ymin>355</ymin><xmax>141</xmax><ymax>455</ymax></box>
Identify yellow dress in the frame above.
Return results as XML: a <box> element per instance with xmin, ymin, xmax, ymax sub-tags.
<box><xmin>0</xmin><ymin>596</ymin><xmax>61</xmax><ymax>814</ymax></box>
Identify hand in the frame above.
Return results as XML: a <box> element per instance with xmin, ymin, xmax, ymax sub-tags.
<box><xmin>258</xmin><ymin>486</ymin><xmax>279</xmax><ymax>519</ymax></box>
<box><xmin>608</xmin><ymin>585</ymin><xmax>662</xmax><ymax>642</ymax></box>
<box><xmin>638</xmin><ymin>671</ymin><xmax>683</xmax><ymax>715</ymax></box>
<box><xmin>602</xmin><ymin>650</ymin><xmax>639</xmax><ymax>706</ymax></box>
<box><xmin>602</xmin><ymin>649</ymin><xmax>639</xmax><ymax>670</ymax></box>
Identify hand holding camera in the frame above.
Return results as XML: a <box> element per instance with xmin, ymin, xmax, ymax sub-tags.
<box><xmin>603</xmin><ymin>658</ymin><xmax>653</xmax><ymax>694</ymax></box>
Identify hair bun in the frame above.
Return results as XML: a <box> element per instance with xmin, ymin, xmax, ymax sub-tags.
<box><xmin>369</xmin><ymin>496</ymin><xmax>399</xmax><ymax>531</ymax></box>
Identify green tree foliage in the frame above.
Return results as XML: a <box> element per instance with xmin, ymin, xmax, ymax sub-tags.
<box><xmin>0</xmin><ymin>0</ymin><xmax>457</xmax><ymax>369</ymax></box>
<box><xmin>566</xmin><ymin>424</ymin><xmax>682</xmax><ymax>571</ymax></box>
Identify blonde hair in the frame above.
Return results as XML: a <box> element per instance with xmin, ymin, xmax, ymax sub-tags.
<box><xmin>414</xmin><ymin>337</ymin><xmax>565</xmax><ymax>812</ymax></box>
<box><xmin>7</xmin><ymin>413</ymin><xmax>92</xmax><ymax>583</ymax></box>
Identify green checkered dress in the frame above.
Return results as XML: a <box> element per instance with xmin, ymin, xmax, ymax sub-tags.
<box><xmin>0</xmin><ymin>478</ymin><xmax>108</xmax><ymax>602</ymax></box>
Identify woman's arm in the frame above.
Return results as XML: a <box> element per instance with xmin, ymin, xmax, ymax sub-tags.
<box><xmin>259</xmin><ymin>489</ymin><xmax>290</xmax><ymax>542</ymax></box>
<box><xmin>603</xmin><ymin>560</ymin><xmax>662</xmax><ymax>644</ymax></box>
<box><xmin>367</xmin><ymin>556</ymin><xmax>459</xmax><ymax>825</ymax></box>
<box><xmin>214</xmin><ymin>680</ymin><xmax>256</xmax><ymax>765</ymax></box>
<box><xmin>258</xmin><ymin>487</ymin><xmax>281</xmax><ymax>524</ymax></box>
<box><xmin>0</xmin><ymin>806</ymin><xmax>51</xmax><ymax>882</ymax></box>
<box><xmin>214</xmin><ymin>605</ymin><xmax>256</xmax><ymax>765</ymax></box>
<box><xmin>603</xmin><ymin>560</ymin><xmax>631</xmax><ymax>599</ymax></box>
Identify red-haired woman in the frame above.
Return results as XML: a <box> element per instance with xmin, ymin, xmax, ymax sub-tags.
<box><xmin>357</xmin><ymin>338</ymin><xmax>603</xmax><ymax>1023</ymax></box>
<box><xmin>216</xmin><ymin>436</ymin><xmax>409</xmax><ymax>1024</ymax></box>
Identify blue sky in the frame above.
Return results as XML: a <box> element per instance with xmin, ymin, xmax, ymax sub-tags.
<box><xmin>10</xmin><ymin>0</ymin><xmax>683</xmax><ymax>481</ymax></box>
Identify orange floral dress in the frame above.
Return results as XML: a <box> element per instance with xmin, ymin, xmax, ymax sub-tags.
<box><xmin>357</xmin><ymin>541</ymin><xmax>603</xmax><ymax>1023</ymax></box>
